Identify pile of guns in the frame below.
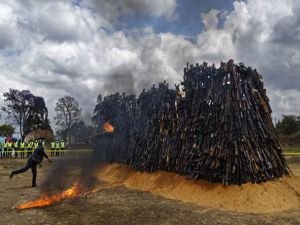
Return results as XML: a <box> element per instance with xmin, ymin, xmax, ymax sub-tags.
<box><xmin>93</xmin><ymin>60</ymin><xmax>290</xmax><ymax>185</ymax></box>
<box><xmin>174</xmin><ymin>60</ymin><xmax>290</xmax><ymax>184</ymax></box>
<box><xmin>128</xmin><ymin>81</ymin><xmax>178</xmax><ymax>172</ymax></box>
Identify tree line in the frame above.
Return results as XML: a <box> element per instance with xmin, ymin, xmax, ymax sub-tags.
<box><xmin>0</xmin><ymin>89</ymin><xmax>92</xmax><ymax>143</ymax></box>
<box><xmin>275</xmin><ymin>115</ymin><xmax>300</xmax><ymax>135</ymax></box>
<box><xmin>1</xmin><ymin>88</ymin><xmax>299</xmax><ymax>142</ymax></box>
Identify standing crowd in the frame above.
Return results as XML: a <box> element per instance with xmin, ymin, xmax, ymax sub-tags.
<box><xmin>0</xmin><ymin>140</ymin><xmax>66</xmax><ymax>159</ymax></box>
<box><xmin>50</xmin><ymin>140</ymin><xmax>65</xmax><ymax>156</ymax></box>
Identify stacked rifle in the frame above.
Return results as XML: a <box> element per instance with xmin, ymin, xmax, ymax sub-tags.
<box><xmin>175</xmin><ymin>60</ymin><xmax>290</xmax><ymax>184</ymax></box>
<box><xmin>128</xmin><ymin>81</ymin><xmax>178</xmax><ymax>172</ymax></box>
<box><xmin>93</xmin><ymin>60</ymin><xmax>290</xmax><ymax>185</ymax></box>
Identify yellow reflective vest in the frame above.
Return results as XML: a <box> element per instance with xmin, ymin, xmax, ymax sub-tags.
<box><xmin>7</xmin><ymin>142</ymin><xmax>12</xmax><ymax>149</ymax></box>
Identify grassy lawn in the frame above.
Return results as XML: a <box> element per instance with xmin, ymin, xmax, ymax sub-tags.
<box><xmin>282</xmin><ymin>146</ymin><xmax>300</xmax><ymax>154</ymax></box>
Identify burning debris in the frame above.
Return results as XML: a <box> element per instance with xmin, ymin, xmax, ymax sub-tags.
<box><xmin>16</xmin><ymin>182</ymin><xmax>84</xmax><ymax>210</ymax></box>
<box><xmin>92</xmin><ymin>60</ymin><xmax>290</xmax><ymax>185</ymax></box>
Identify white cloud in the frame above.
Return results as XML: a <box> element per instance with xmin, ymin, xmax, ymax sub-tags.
<box><xmin>195</xmin><ymin>0</ymin><xmax>300</xmax><ymax>119</ymax></box>
<box><xmin>201</xmin><ymin>9</ymin><xmax>220</xmax><ymax>30</ymax></box>
<box><xmin>269</xmin><ymin>88</ymin><xmax>300</xmax><ymax>119</ymax></box>
<box><xmin>35</xmin><ymin>2</ymin><xmax>90</xmax><ymax>42</ymax></box>
<box><xmin>0</xmin><ymin>0</ymin><xmax>299</xmax><ymax>127</ymax></box>
<box><xmin>0</xmin><ymin>3</ymin><xmax>17</xmax><ymax>49</ymax></box>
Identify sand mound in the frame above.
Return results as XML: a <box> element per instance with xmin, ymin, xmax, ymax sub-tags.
<box><xmin>97</xmin><ymin>163</ymin><xmax>300</xmax><ymax>214</ymax></box>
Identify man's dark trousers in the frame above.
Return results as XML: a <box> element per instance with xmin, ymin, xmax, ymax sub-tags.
<box><xmin>12</xmin><ymin>157</ymin><xmax>38</xmax><ymax>187</ymax></box>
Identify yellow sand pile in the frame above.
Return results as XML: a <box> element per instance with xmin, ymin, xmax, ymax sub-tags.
<box><xmin>97</xmin><ymin>163</ymin><xmax>300</xmax><ymax>214</ymax></box>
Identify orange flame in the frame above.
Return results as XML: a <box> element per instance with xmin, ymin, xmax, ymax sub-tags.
<box><xmin>103</xmin><ymin>122</ymin><xmax>114</xmax><ymax>133</ymax></box>
<box><xmin>16</xmin><ymin>182</ymin><xmax>83</xmax><ymax>210</ymax></box>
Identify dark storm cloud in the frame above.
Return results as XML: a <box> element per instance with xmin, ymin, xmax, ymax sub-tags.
<box><xmin>271</xmin><ymin>1</ymin><xmax>300</xmax><ymax>47</ymax></box>
<box><xmin>272</xmin><ymin>15</ymin><xmax>300</xmax><ymax>46</ymax></box>
<box><xmin>86</xmin><ymin>0</ymin><xmax>177</xmax><ymax>22</ymax></box>
<box><xmin>38</xmin><ymin>17</ymin><xmax>81</xmax><ymax>42</ymax></box>
<box><xmin>46</xmin><ymin>57</ymin><xmax>82</xmax><ymax>78</ymax></box>
<box><xmin>0</xmin><ymin>25</ymin><xmax>14</xmax><ymax>49</ymax></box>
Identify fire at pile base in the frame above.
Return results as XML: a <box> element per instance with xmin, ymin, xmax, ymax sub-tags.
<box><xmin>15</xmin><ymin>182</ymin><xmax>84</xmax><ymax>210</ymax></box>
<box><xmin>97</xmin><ymin>163</ymin><xmax>300</xmax><ymax>214</ymax></box>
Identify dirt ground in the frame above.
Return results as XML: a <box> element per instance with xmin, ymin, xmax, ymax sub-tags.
<box><xmin>1</xmin><ymin>155</ymin><xmax>300</xmax><ymax>225</ymax></box>
<box><xmin>98</xmin><ymin>162</ymin><xmax>300</xmax><ymax>214</ymax></box>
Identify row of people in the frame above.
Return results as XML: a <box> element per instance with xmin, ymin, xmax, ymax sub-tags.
<box><xmin>50</xmin><ymin>141</ymin><xmax>65</xmax><ymax>156</ymax></box>
<box><xmin>0</xmin><ymin>140</ymin><xmax>66</xmax><ymax>158</ymax></box>
<box><xmin>0</xmin><ymin>141</ymin><xmax>39</xmax><ymax>158</ymax></box>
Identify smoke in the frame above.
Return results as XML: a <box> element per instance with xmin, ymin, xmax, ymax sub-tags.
<box><xmin>103</xmin><ymin>66</ymin><xmax>136</xmax><ymax>95</ymax></box>
<box><xmin>41</xmin><ymin>155</ymin><xmax>98</xmax><ymax>194</ymax></box>
<box><xmin>81</xmin><ymin>111</ymin><xmax>93</xmax><ymax>126</ymax></box>
<box><xmin>41</xmin><ymin>134</ymin><xmax>128</xmax><ymax>194</ymax></box>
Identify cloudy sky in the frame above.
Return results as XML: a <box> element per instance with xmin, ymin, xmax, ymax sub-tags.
<box><xmin>0</xmin><ymin>0</ymin><xmax>299</xmax><ymax>128</ymax></box>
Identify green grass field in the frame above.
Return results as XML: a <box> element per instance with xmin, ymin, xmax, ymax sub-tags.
<box><xmin>282</xmin><ymin>146</ymin><xmax>300</xmax><ymax>155</ymax></box>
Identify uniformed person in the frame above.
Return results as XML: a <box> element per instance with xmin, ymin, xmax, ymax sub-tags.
<box><xmin>14</xmin><ymin>141</ymin><xmax>19</xmax><ymax>158</ymax></box>
<box><xmin>34</xmin><ymin>141</ymin><xmax>38</xmax><ymax>149</ymax></box>
<box><xmin>3</xmin><ymin>141</ymin><xmax>8</xmax><ymax>158</ymax></box>
<box><xmin>7</xmin><ymin>141</ymin><xmax>13</xmax><ymax>158</ymax></box>
<box><xmin>27</xmin><ymin>141</ymin><xmax>33</xmax><ymax>158</ymax></box>
<box><xmin>55</xmin><ymin>141</ymin><xmax>60</xmax><ymax>157</ymax></box>
<box><xmin>51</xmin><ymin>141</ymin><xmax>55</xmax><ymax>156</ymax></box>
<box><xmin>20</xmin><ymin>141</ymin><xmax>25</xmax><ymax>158</ymax></box>
<box><xmin>60</xmin><ymin>140</ymin><xmax>65</xmax><ymax>156</ymax></box>
<box><xmin>0</xmin><ymin>142</ymin><xmax>3</xmax><ymax>159</ymax></box>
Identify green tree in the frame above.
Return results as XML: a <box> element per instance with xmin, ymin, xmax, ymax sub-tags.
<box><xmin>1</xmin><ymin>89</ymin><xmax>50</xmax><ymax>140</ymax></box>
<box><xmin>23</xmin><ymin>96</ymin><xmax>51</xmax><ymax>136</ymax></box>
<box><xmin>54</xmin><ymin>95</ymin><xmax>80</xmax><ymax>142</ymax></box>
<box><xmin>0</xmin><ymin>124</ymin><xmax>15</xmax><ymax>136</ymax></box>
<box><xmin>276</xmin><ymin>115</ymin><xmax>300</xmax><ymax>135</ymax></box>
<box><xmin>69</xmin><ymin>120</ymin><xmax>94</xmax><ymax>144</ymax></box>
